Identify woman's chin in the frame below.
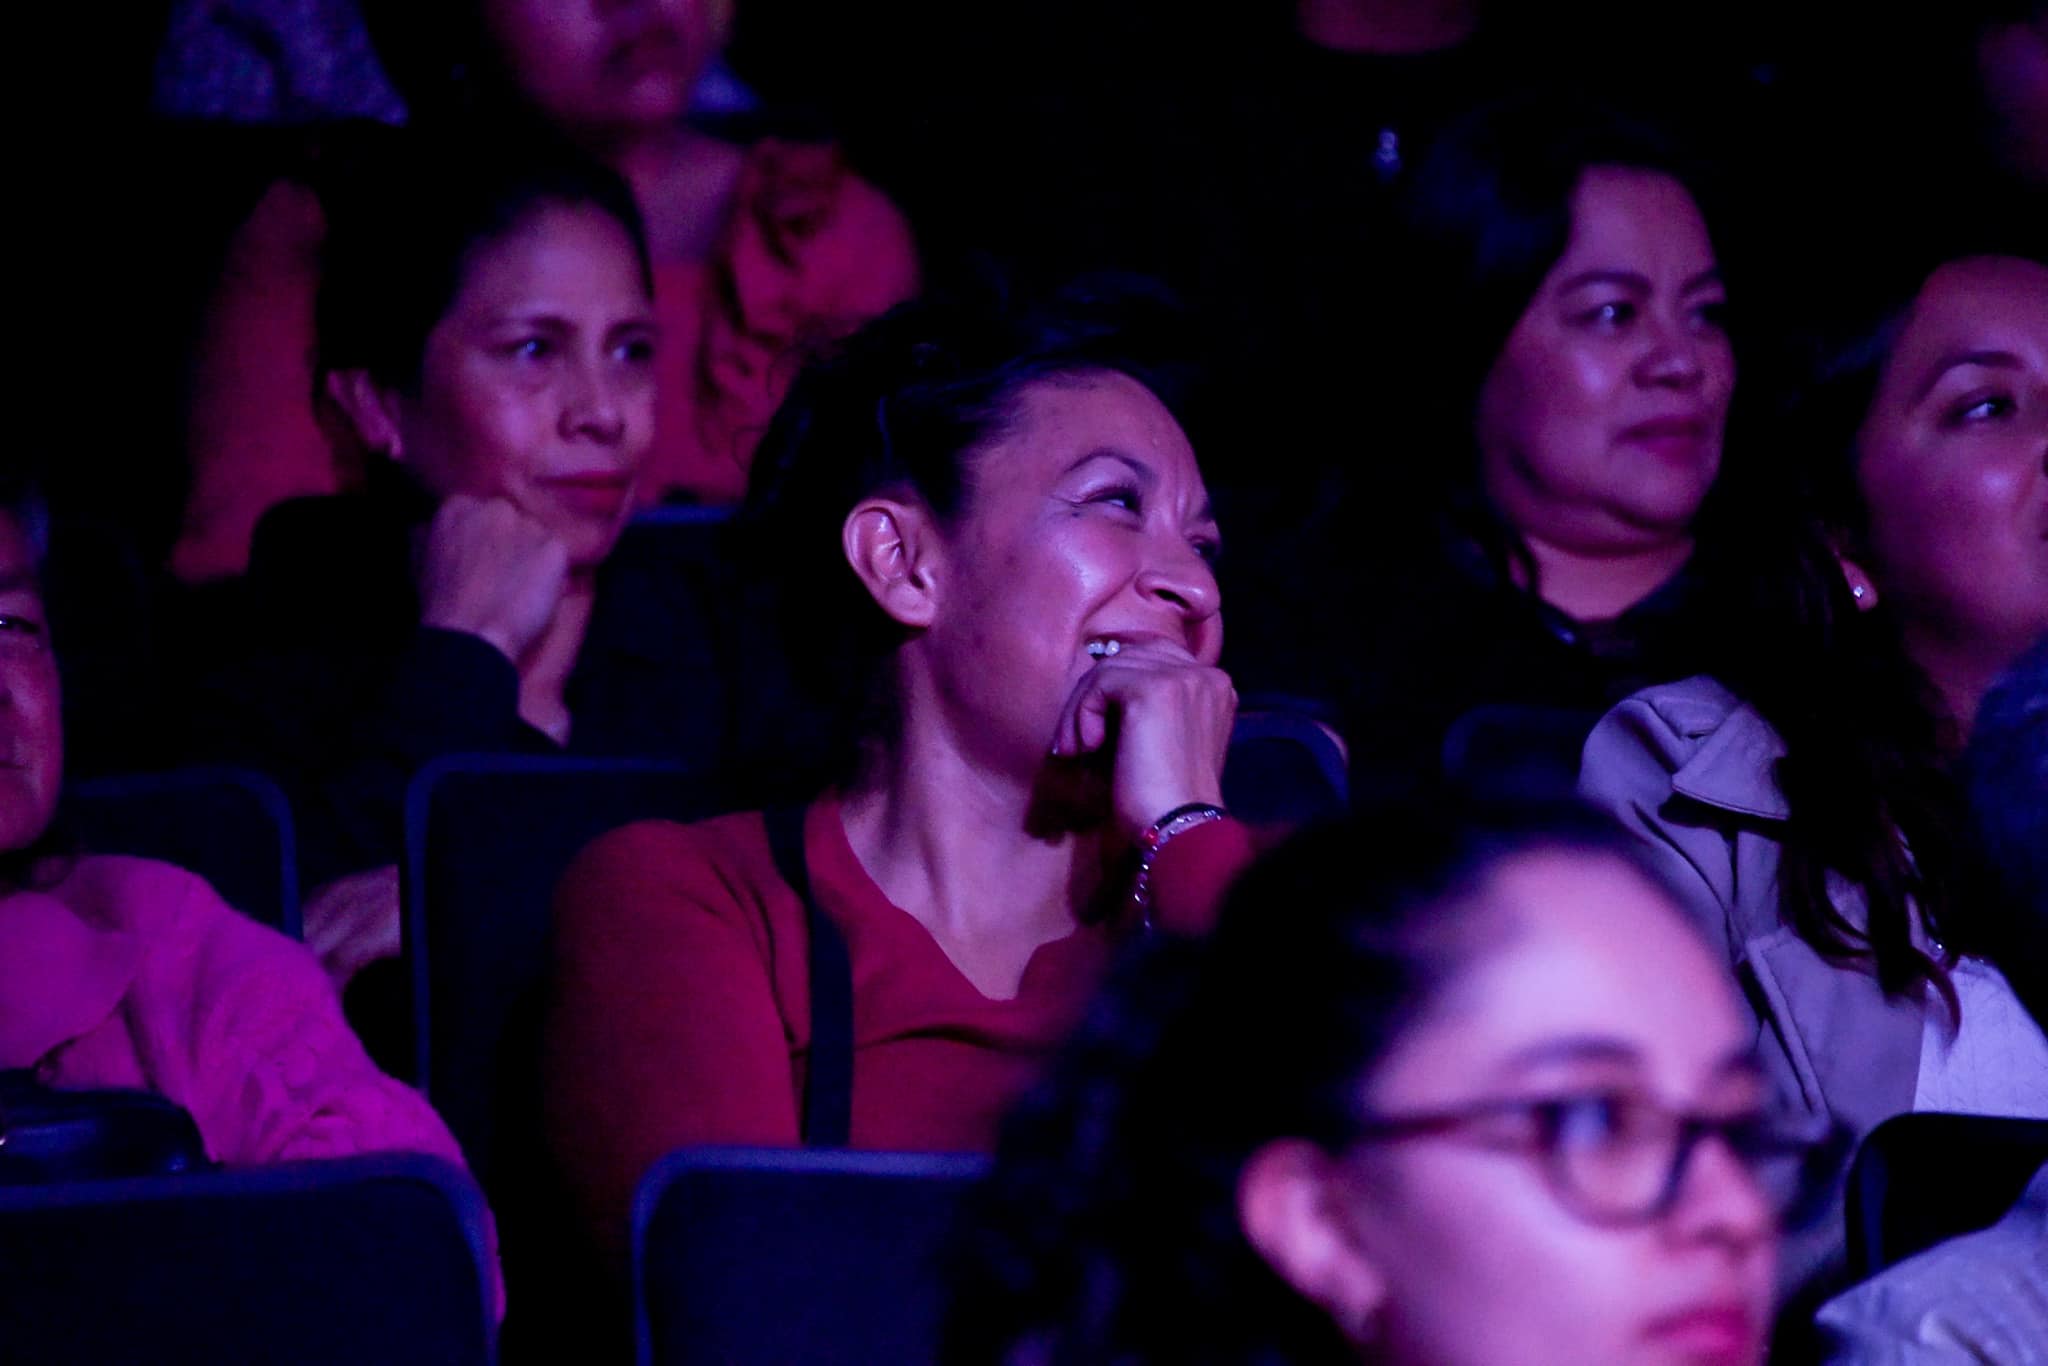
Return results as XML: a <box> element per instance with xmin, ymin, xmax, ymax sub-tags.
<box><xmin>556</xmin><ymin>519</ymin><xmax>628</xmax><ymax>574</ymax></box>
<box><xmin>0</xmin><ymin>792</ymin><xmax>57</xmax><ymax>858</ymax></box>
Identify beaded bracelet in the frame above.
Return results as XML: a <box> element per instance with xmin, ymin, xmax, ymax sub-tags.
<box><xmin>1132</xmin><ymin>802</ymin><xmax>1227</xmax><ymax>930</ymax></box>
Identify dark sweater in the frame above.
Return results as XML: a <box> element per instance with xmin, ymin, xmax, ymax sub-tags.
<box><xmin>176</xmin><ymin>482</ymin><xmax>800</xmax><ymax>887</ymax></box>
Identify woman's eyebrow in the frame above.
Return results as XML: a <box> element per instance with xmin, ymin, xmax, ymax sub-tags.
<box><xmin>1554</xmin><ymin>267</ymin><xmax>1722</xmax><ymax>295</ymax></box>
<box><xmin>1061</xmin><ymin>448</ymin><xmax>1157</xmax><ymax>488</ymax></box>
<box><xmin>485</xmin><ymin>310</ymin><xmax>576</xmax><ymax>331</ymax></box>
<box><xmin>1913</xmin><ymin>350</ymin><xmax>2023</xmax><ymax>404</ymax></box>
<box><xmin>1488</xmin><ymin>1035</ymin><xmax>1644</xmax><ymax>1080</ymax></box>
<box><xmin>1556</xmin><ymin>269</ymin><xmax>1651</xmax><ymax>294</ymax></box>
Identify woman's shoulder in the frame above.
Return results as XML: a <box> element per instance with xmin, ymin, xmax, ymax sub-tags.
<box><xmin>50</xmin><ymin>854</ymin><xmax>227</xmax><ymax>940</ymax></box>
<box><xmin>556</xmin><ymin>809</ymin><xmax>784</xmax><ymax>924</ymax></box>
<box><xmin>1581</xmin><ymin>676</ymin><xmax>1790</xmax><ymax>822</ymax></box>
<box><xmin>572</xmin><ymin>807</ymin><xmax>770</xmax><ymax>866</ymax></box>
<box><xmin>53</xmin><ymin>855</ymin><xmax>321</xmax><ymax>1009</ymax></box>
<box><xmin>245</xmin><ymin>488</ymin><xmax>415</xmax><ymax>594</ymax></box>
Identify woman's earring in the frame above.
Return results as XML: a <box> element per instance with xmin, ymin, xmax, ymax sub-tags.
<box><xmin>1851</xmin><ymin>585</ymin><xmax>1866</xmax><ymax>600</ymax></box>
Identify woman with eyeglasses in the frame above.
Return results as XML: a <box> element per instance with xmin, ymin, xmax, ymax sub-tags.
<box><xmin>944</xmin><ymin>798</ymin><xmax>1837</xmax><ymax>1366</ymax></box>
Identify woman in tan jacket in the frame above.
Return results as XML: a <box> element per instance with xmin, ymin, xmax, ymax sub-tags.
<box><xmin>1580</xmin><ymin>244</ymin><xmax>2048</xmax><ymax>1301</ymax></box>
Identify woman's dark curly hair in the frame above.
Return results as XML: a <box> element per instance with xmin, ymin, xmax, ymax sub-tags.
<box><xmin>739</xmin><ymin>274</ymin><xmax>1202</xmax><ymax>790</ymax></box>
<box><xmin>942</xmin><ymin>797</ymin><xmax>1664</xmax><ymax>1366</ymax></box>
<box><xmin>1705</xmin><ymin>237</ymin><xmax>2044</xmax><ymax>1008</ymax></box>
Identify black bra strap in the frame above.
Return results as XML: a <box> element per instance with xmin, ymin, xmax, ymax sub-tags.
<box><xmin>763</xmin><ymin>804</ymin><xmax>854</xmax><ymax>1147</ymax></box>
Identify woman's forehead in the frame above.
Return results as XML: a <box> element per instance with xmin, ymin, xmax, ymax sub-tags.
<box><xmin>976</xmin><ymin>374</ymin><xmax>1202</xmax><ymax>489</ymax></box>
<box><xmin>1369</xmin><ymin>853</ymin><xmax>1744</xmax><ymax>1103</ymax></box>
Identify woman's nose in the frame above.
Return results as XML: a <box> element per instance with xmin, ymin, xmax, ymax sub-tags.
<box><xmin>1668</xmin><ymin>1132</ymin><xmax>1777</xmax><ymax>1256</ymax></box>
<box><xmin>560</xmin><ymin>359</ymin><xmax>627</xmax><ymax>444</ymax></box>
<box><xmin>1635</xmin><ymin>315</ymin><xmax>1707</xmax><ymax>390</ymax></box>
<box><xmin>1135</xmin><ymin>535</ymin><xmax>1222</xmax><ymax>623</ymax></box>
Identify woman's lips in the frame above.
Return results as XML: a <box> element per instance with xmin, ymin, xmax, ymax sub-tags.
<box><xmin>608</xmin><ymin>27</ymin><xmax>689</xmax><ymax>82</ymax></box>
<box><xmin>539</xmin><ymin>473</ymin><xmax>634</xmax><ymax>519</ymax></box>
<box><xmin>1620</xmin><ymin>416</ymin><xmax>1711</xmax><ymax>460</ymax></box>
<box><xmin>1643</xmin><ymin>1303</ymin><xmax>1758</xmax><ymax>1362</ymax></box>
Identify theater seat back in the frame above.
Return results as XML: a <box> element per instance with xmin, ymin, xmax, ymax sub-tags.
<box><xmin>634</xmin><ymin>1146</ymin><xmax>987</xmax><ymax>1366</ymax></box>
<box><xmin>67</xmin><ymin>765</ymin><xmax>301</xmax><ymax>936</ymax></box>
<box><xmin>1846</xmin><ymin>1112</ymin><xmax>2048</xmax><ymax>1278</ymax></box>
<box><xmin>0</xmin><ymin>1154</ymin><xmax>495</xmax><ymax>1365</ymax></box>
<box><xmin>403</xmin><ymin>755</ymin><xmax>727</xmax><ymax>1174</ymax></box>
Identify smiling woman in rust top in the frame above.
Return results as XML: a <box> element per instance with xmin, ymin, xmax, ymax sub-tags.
<box><xmin>540</xmin><ymin>281</ymin><xmax>1255</xmax><ymax>1252</ymax></box>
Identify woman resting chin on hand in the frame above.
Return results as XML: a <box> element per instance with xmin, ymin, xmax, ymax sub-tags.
<box><xmin>540</xmin><ymin>280</ymin><xmax>1252</xmax><ymax>1256</ymax></box>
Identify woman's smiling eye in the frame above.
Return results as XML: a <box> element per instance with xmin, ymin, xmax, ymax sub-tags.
<box><xmin>1191</xmin><ymin>536</ymin><xmax>1222</xmax><ymax>566</ymax></box>
<box><xmin>616</xmin><ymin>335</ymin><xmax>657</xmax><ymax>365</ymax></box>
<box><xmin>507</xmin><ymin>336</ymin><xmax>554</xmax><ymax>361</ymax></box>
<box><xmin>1087</xmin><ymin>484</ymin><xmax>1143</xmax><ymax>513</ymax></box>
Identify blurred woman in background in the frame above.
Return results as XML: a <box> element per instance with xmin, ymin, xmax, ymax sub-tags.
<box><xmin>182</xmin><ymin>142</ymin><xmax>689</xmax><ymax>996</ymax></box>
<box><xmin>172</xmin><ymin>0</ymin><xmax>917</xmax><ymax>582</ymax></box>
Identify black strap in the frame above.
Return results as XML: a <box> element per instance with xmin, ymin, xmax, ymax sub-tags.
<box><xmin>763</xmin><ymin>804</ymin><xmax>854</xmax><ymax>1147</ymax></box>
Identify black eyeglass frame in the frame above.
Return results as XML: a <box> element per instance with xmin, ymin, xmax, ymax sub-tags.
<box><xmin>1345</xmin><ymin>1090</ymin><xmax>1850</xmax><ymax>1229</ymax></box>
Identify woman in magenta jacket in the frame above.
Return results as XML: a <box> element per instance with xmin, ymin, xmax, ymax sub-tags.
<box><xmin>0</xmin><ymin>473</ymin><xmax>466</xmax><ymax>1172</ymax></box>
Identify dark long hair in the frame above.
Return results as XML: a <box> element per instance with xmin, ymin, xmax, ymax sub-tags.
<box><xmin>943</xmin><ymin>797</ymin><xmax>1660</xmax><ymax>1366</ymax></box>
<box><xmin>315</xmin><ymin>132</ymin><xmax>651</xmax><ymax>397</ymax></box>
<box><xmin>1709</xmin><ymin>241</ymin><xmax>2041</xmax><ymax>1006</ymax></box>
<box><xmin>1967</xmin><ymin>638</ymin><xmax>2048</xmax><ymax>1029</ymax></box>
<box><xmin>1390</xmin><ymin>93</ymin><xmax>1731</xmax><ymax>593</ymax></box>
<box><xmin>739</xmin><ymin>273</ymin><xmax>1200</xmax><ymax>790</ymax></box>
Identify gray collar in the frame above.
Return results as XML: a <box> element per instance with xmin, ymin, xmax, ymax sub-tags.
<box><xmin>1670</xmin><ymin>697</ymin><xmax>1792</xmax><ymax>821</ymax></box>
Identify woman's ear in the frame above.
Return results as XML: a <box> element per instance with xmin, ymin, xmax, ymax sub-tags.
<box><xmin>323</xmin><ymin>369</ymin><xmax>406</xmax><ymax>462</ymax></box>
<box><xmin>843</xmin><ymin>497</ymin><xmax>942</xmax><ymax>629</ymax></box>
<box><xmin>1828</xmin><ymin>538</ymin><xmax>1881</xmax><ymax>613</ymax></box>
<box><xmin>1238</xmin><ymin>1140</ymin><xmax>1388</xmax><ymax>1348</ymax></box>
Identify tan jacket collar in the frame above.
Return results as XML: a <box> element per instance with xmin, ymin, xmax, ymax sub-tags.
<box><xmin>1670</xmin><ymin>697</ymin><xmax>1792</xmax><ymax>821</ymax></box>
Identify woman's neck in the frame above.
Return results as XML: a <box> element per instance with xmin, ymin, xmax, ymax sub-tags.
<box><xmin>516</xmin><ymin>583</ymin><xmax>594</xmax><ymax>746</ymax></box>
<box><xmin>1514</xmin><ymin>532</ymin><xmax>1693</xmax><ymax>625</ymax></box>
<box><xmin>602</xmin><ymin>123</ymin><xmax>748</xmax><ymax>264</ymax></box>
<box><xmin>1296</xmin><ymin>0</ymin><xmax>1482</xmax><ymax>54</ymax></box>
<box><xmin>1901</xmin><ymin>627</ymin><xmax>2016</xmax><ymax>750</ymax></box>
<box><xmin>839</xmin><ymin>715</ymin><xmax>1096</xmax><ymax>1000</ymax></box>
